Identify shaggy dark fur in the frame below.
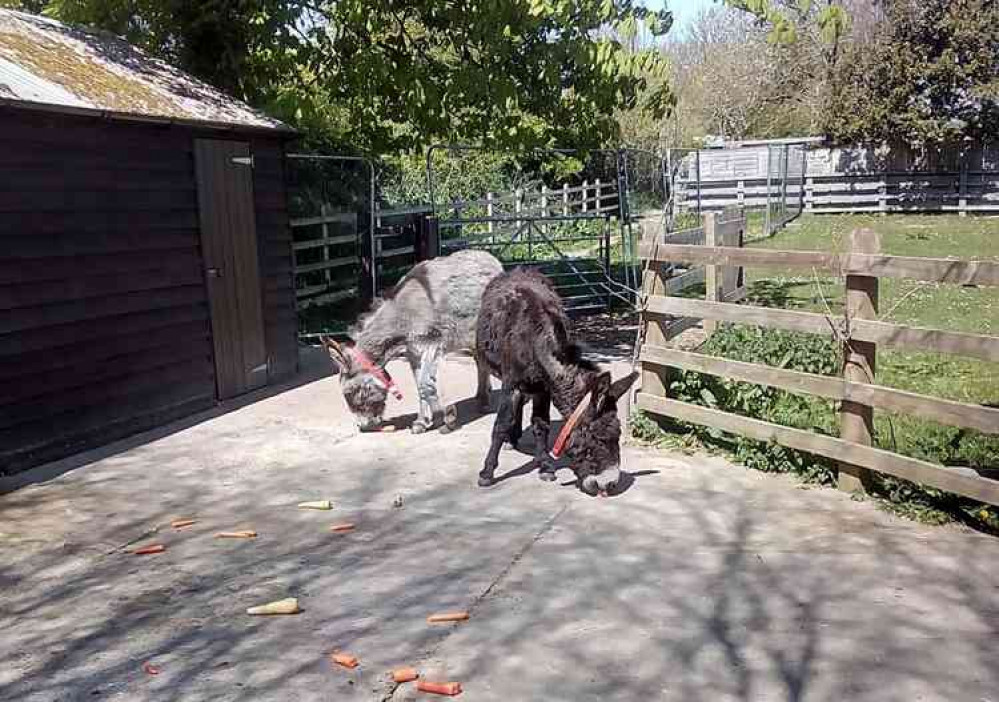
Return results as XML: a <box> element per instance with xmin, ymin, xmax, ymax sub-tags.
<box><xmin>475</xmin><ymin>268</ymin><xmax>637</xmax><ymax>495</ymax></box>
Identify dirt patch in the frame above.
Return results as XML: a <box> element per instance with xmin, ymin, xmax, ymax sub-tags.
<box><xmin>572</xmin><ymin>310</ymin><xmax>639</xmax><ymax>358</ymax></box>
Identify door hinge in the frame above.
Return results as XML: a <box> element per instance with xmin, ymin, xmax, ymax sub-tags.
<box><xmin>231</xmin><ymin>155</ymin><xmax>254</xmax><ymax>168</ymax></box>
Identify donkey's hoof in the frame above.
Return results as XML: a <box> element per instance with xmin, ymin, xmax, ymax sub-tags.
<box><xmin>477</xmin><ymin>475</ymin><xmax>495</xmax><ymax>488</ymax></box>
<box><xmin>503</xmin><ymin>440</ymin><xmax>518</xmax><ymax>451</ymax></box>
<box><xmin>411</xmin><ymin>422</ymin><xmax>429</xmax><ymax>435</ymax></box>
<box><xmin>439</xmin><ymin>424</ymin><xmax>453</xmax><ymax>435</ymax></box>
<box><xmin>444</xmin><ymin>405</ymin><xmax>459</xmax><ymax>429</ymax></box>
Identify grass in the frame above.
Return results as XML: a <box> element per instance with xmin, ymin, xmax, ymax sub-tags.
<box><xmin>747</xmin><ymin>214</ymin><xmax>999</xmax><ymax>405</ymax></box>
<box><xmin>638</xmin><ymin>213</ymin><xmax>998</xmax><ymax>528</ymax></box>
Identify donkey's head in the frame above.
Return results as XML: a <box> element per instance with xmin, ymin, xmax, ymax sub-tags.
<box><xmin>562</xmin><ymin>371</ymin><xmax>639</xmax><ymax>496</ymax></box>
<box><xmin>321</xmin><ymin>336</ymin><xmax>393</xmax><ymax>431</ymax></box>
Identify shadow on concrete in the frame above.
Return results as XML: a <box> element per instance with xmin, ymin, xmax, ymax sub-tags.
<box><xmin>1</xmin><ymin>431</ymin><xmax>998</xmax><ymax>701</ymax></box>
<box><xmin>0</xmin><ymin>347</ymin><xmax>333</xmax><ymax>495</ymax></box>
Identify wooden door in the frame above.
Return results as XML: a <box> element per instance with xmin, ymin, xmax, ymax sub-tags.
<box><xmin>194</xmin><ymin>139</ymin><xmax>268</xmax><ymax>399</ymax></box>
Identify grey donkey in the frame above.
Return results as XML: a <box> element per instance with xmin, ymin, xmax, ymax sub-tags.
<box><xmin>322</xmin><ymin>249</ymin><xmax>504</xmax><ymax>433</ymax></box>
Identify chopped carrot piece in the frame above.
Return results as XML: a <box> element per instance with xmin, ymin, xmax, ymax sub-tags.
<box><xmin>330</xmin><ymin>523</ymin><xmax>355</xmax><ymax>533</ymax></box>
<box><xmin>392</xmin><ymin>667</ymin><xmax>419</xmax><ymax>683</ymax></box>
<box><xmin>133</xmin><ymin>544</ymin><xmax>166</xmax><ymax>555</ymax></box>
<box><xmin>417</xmin><ymin>680</ymin><xmax>462</xmax><ymax>696</ymax></box>
<box><xmin>142</xmin><ymin>661</ymin><xmax>161</xmax><ymax>675</ymax></box>
<box><xmin>330</xmin><ymin>652</ymin><xmax>359</xmax><ymax>669</ymax></box>
<box><xmin>426</xmin><ymin>611</ymin><xmax>469</xmax><ymax>623</ymax></box>
<box><xmin>171</xmin><ymin>519</ymin><xmax>196</xmax><ymax>528</ymax></box>
<box><xmin>215</xmin><ymin>531</ymin><xmax>257</xmax><ymax>539</ymax></box>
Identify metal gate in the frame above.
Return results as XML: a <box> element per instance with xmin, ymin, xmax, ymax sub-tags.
<box><xmin>426</xmin><ymin>145</ymin><xmax>653</xmax><ymax>314</ymax></box>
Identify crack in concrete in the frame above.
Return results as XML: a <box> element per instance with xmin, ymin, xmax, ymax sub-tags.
<box><xmin>379</xmin><ymin>501</ymin><xmax>571</xmax><ymax>701</ymax></box>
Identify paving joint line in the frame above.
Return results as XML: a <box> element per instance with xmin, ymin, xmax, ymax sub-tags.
<box><xmin>379</xmin><ymin>500</ymin><xmax>570</xmax><ymax>701</ymax></box>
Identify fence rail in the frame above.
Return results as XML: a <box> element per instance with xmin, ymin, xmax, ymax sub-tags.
<box><xmin>640</xmin><ymin>210</ymin><xmax>749</xmax><ymax>343</ymax></box>
<box><xmin>637</xmin><ymin>223</ymin><xmax>999</xmax><ymax>506</ymax></box>
<box><xmin>678</xmin><ymin>171</ymin><xmax>999</xmax><ymax>215</ymax></box>
<box><xmin>446</xmin><ymin>179</ymin><xmax>620</xmax><ymax>229</ymax></box>
<box><xmin>290</xmin><ymin>204</ymin><xmax>437</xmax><ymax>306</ymax></box>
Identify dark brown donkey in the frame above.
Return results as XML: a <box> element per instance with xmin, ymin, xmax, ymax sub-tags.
<box><xmin>474</xmin><ymin>268</ymin><xmax>637</xmax><ymax>495</ymax></box>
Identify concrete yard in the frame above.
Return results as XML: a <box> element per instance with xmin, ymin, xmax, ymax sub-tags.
<box><xmin>1</xmin><ymin>348</ymin><xmax>997</xmax><ymax>702</ymax></box>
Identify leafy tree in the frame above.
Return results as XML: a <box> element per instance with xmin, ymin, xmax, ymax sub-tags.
<box><xmin>825</xmin><ymin>0</ymin><xmax>999</xmax><ymax>146</ymax></box>
<box><xmin>21</xmin><ymin>0</ymin><xmax>674</xmax><ymax>154</ymax></box>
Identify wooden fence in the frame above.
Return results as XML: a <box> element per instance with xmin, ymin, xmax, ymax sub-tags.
<box><xmin>443</xmin><ymin>179</ymin><xmax>619</xmax><ymax>230</ymax></box>
<box><xmin>679</xmin><ymin>170</ymin><xmax>999</xmax><ymax>215</ymax></box>
<box><xmin>290</xmin><ymin>204</ymin><xmax>434</xmax><ymax>307</ymax></box>
<box><xmin>635</xmin><ymin>225</ymin><xmax>999</xmax><ymax>506</ymax></box>
<box><xmin>639</xmin><ymin>210</ymin><xmax>748</xmax><ymax>341</ymax></box>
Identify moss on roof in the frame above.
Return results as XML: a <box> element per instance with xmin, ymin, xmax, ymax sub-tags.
<box><xmin>0</xmin><ymin>10</ymin><xmax>286</xmax><ymax>130</ymax></box>
<box><xmin>0</xmin><ymin>26</ymin><xmax>180</xmax><ymax>116</ymax></box>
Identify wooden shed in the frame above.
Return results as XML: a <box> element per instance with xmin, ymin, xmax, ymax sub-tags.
<box><xmin>0</xmin><ymin>10</ymin><xmax>300</xmax><ymax>473</ymax></box>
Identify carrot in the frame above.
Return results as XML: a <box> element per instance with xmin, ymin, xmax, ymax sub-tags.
<box><xmin>171</xmin><ymin>519</ymin><xmax>196</xmax><ymax>528</ymax></box>
<box><xmin>246</xmin><ymin>598</ymin><xmax>299</xmax><ymax>615</ymax></box>
<box><xmin>330</xmin><ymin>652</ymin><xmax>359</xmax><ymax>669</ymax></box>
<box><xmin>426</xmin><ymin>611</ymin><xmax>469</xmax><ymax>624</ymax></box>
<box><xmin>215</xmin><ymin>531</ymin><xmax>257</xmax><ymax>539</ymax></box>
<box><xmin>416</xmin><ymin>681</ymin><xmax>462</xmax><ymax>696</ymax></box>
<box><xmin>142</xmin><ymin>661</ymin><xmax>161</xmax><ymax>675</ymax></box>
<box><xmin>298</xmin><ymin>500</ymin><xmax>332</xmax><ymax>510</ymax></box>
<box><xmin>391</xmin><ymin>667</ymin><xmax>419</xmax><ymax>683</ymax></box>
<box><xmin>330</xmin><ymin>523</ymin><xmax>355</xmax><ymax>533</ymax></box>
<box><xmin>133</xmin><ymin>544</ymin><xmax>166</xmax><ymax>555</ymax></box>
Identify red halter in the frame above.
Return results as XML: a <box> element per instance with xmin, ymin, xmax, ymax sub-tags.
<box><xmin>549</xmin><ymin>392</ymin><xmax>592</xmax><ymax>460</ymax></box>
<box><xmin>349</xmin><ymin>348</ymin><xmax>403</xmax><ymax>401</ymax></box>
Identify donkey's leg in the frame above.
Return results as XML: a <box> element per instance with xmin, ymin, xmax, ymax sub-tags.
<box><xmin>474</xmin><ymin>356</ymin><xmax>492</xmax><ymax>414</ymax></box>
<box><xmin>503</xmin><ymin>389</ymin><xmax>526</xmax><ymax>451</ymax></box>
<box><xmin>407</xmin><ymin>351</ymin><xmax>435</xmax><ymax>435</ymax></box>
<box><xmin>479</xmin><ymin>386</ymin><xmax>517</xmax><ymax>487</ymax></box>
<box><xmin>531</xmin><ymin>390</ymin><xmax>557</xmax><ymax>481</ymax></box>
<box><xmin>419</xmin><ymin>344</ymin><xmax>453</xmax><ymax>433</ymax></box>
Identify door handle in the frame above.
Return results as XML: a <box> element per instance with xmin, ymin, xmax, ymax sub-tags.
<box><xmin>207</xmin><ymin>268</ymin><xmax>223</xmax><ymax>279</ymax></box>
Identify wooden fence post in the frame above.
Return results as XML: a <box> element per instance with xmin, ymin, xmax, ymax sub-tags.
<box><xmin>640</xmin><ymin>223</ymin><xmax>670</xmax><ymax>401</ymax></box>
<box><xmin>515</xmin><ymin>188</ymin><xmax>523</xmax><ymax>230</ymax></box>
<box><xmin>562</xmin><ymin>183</ymin><xmax>569</xmax><ymax>216</ymax></box>
<box><xmin>878</xmin><ymin>179</ymin><xmax>888</xmax><ymax>216</ymax></box>
<box><xmin>541</xmin><ymin>185</ymin><xmax>549</xmax><ymax>236</ymax></box>
<box><xmin>320</xmin><ymin>203</ymin><xmax>331</xmax><ymax>290</ymax></box>
<box><xmin>582</xmin><ymin>180</ymin><xmax>589</xmax><ymax>213</ymax></box>
<box><xmin>839</xmin><ymin>227</ymin><xmax>880</xmax><ymax>494</ymax></box>
<box><xmin>595</xmin><ymin>178</ymin><xmax>602</xmax><ymax>212</ymax></box>
<box><xmin>703</xmin><ymin>211</ymin><xmax>718</xmax><ymax>335</ymax></box>
<box><xmin>486</xmin><ymin>192</ymin><xmax>494</xmax><ymax>236</ymax></box>
<box><xmin>805</xmin><ymin>177</ymin><xmax>814</xmax><ymax>212</ymax></box>
<box><xmin>737</xmin><ymin>180</ymin><xmax>745</xmax><ymax>211</ymax></box>
<box><xmin>959</xmin><ymin>164</ymin><xmax>968</xmax><ymax>217</ymax></box>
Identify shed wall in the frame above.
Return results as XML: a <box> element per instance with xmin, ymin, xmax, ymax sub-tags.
<box><xmin>0</xmin><ymin>108</ymin><xmax>297</xmax><ymax>473</ymax></box>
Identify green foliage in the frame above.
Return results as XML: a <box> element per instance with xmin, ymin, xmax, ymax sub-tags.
<box><xmin>726</xmin><ymin>0</ymin><xmax>849</xmax><ymax>46</ymax></box>
<box><xmin>380</xmin><ymin>149</ymin><xmax>519</xmax><ymax>206</ymax></box>
<box><xmin>632</xmin><ymin>321</ymin><xmax>998</xmax><ymax>528</ymax></box>
<box><xmin>28</xmin><ymin>0</ymin><xmax>675</xmax><ymax>153</ymax></box>
<box><xmin>825</xmin><ymin>0</ymin><xmax>999</xmax><ymax>145</ymax></box>
<box><xmin>657</xmin><ymin>325</ymin><xmax>840</xmax><ymax>483</ymax></box>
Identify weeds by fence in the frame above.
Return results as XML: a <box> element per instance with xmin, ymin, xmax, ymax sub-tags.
<box><xmin>636</xmin><ymin>216</ymin><xmax>999</xmax><ymax>506</ymax></box>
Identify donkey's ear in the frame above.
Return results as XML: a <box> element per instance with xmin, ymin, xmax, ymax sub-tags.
<box><xmin>591</xmin><ymin>372</ymin><xmax>613</xmax><ymax>413</ymax></box>
<box><xmin>593</xmin><ymin>370</ymin><xmax>638</xmax><ymax>413</ymax></box>
<box><xmin>320</xmin><ymin>335</ymin><xmax>350</xmax><ymax>373</ymax></box>
<box><xmin>609</xmin><ymin>371</ymin><xmax>639</xmax><ymax>401</ymax></box>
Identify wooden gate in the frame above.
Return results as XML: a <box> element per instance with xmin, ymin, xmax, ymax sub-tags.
<box><xmin>194</xmin><ymin>140</ymin><xmax>268</xmax><ymax>400</ymax></box>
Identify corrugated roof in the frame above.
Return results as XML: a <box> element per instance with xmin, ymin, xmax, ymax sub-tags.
<box><xmin>0</xmin><ymin>9</ymin><xmax>292</xmax><ymax>132</ymax></box>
